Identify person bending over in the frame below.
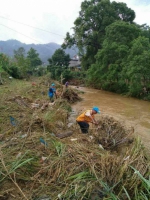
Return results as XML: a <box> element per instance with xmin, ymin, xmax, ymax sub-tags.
<box><xmin>48</xmin><ymin>83</ymin><xmax>57</xmax><ymax>102</ymax></box>
<box><xmin>76</xmin><ymin>107</ymin><xmax>100</xmax><ymax>134</ymax></box>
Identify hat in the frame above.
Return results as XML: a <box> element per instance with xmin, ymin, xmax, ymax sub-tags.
<box><xmin>92</xmin><ymin>107</ymin><xmax>100</xmax><ymax>114</ymax></box>
<box><xmin>51</xmin><ymin>83</ymin><xmax>55</xmax><ymax>86</ymax></box>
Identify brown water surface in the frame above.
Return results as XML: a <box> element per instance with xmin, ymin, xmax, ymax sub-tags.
<box><xmin>72</xmin><ymin>86</ymin><xmax>150</xmax><ymax>151</ymax></box>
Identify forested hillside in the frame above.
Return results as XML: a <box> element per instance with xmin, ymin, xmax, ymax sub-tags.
<box><xmin>0</xmin><ymin>39</ymin><xmax>76</xmax><ymax>64</ymax></box>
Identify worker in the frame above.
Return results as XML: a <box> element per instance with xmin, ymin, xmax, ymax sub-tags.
<box><xmin>65</xmin><ymin>81</ymin><xmax>69</xmax><ymax>88</ymax></box>
<box><xmin>48</xmin><ymin>83</ymin><xmax>57</xmax><ymax>102</ymax></box>
<box><xmin>76</xmin><ymin>107</ymin><xmax>100</xmax><ymax>134</ymax></box>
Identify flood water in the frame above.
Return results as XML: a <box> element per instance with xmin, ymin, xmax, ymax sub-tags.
<box><xmin>72</xmin><ymin>86</ymin><xmax>150</xmax><ymax>151</ymax></box>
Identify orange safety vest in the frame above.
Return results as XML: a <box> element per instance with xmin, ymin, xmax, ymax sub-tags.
<box><xmin>76</xmin><ymin>110</ymin><xmax>94</xmax><ymax>123</ymax></box>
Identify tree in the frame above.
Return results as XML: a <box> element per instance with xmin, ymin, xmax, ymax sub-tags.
<box><xmin>13</xmin><ymin>47</ymin><xmax>29</xmax><ymax>78</ymax></box>
<box><xmin>87</xmin><ymin>21</ymin><xmax>140</xmax><ymax>92</ymax></box>
<box><xmin>0</xmin><ymin>53</ymin><xmax>10</xmax><ymax>84</ymax></box>
<box><xmin>48</xmin><ymin>48</ymin><xmax>70</xmax><ymax>67</ymax></box>
<box><xmin>0</xmin><ymin>53</ymin><xmax>9</xmax><ymax>72</ymax></box>
<box><xmin>126</xmin><ymin>36</ymin><xmax>150</xmax><ymax>98</ymax></box>
<box><xmin>139</xmin><ymin>24</ymin><xmax>150</xmax><ymax>42</ymax></box>
<box><xmin>14</xmin><ymin>47</ymin><xmax>26</xmax><ymax>61</ymax></box>
<box><xmin>104</xmin><ymin>21</ymin><xmax>140</xmax><ymax>47</ymax></box>
<box><xmin>62</xmin><ymin>0</ymin><xmax>135</xmax><ymax>69</ymax></box>
<box><xmin>0</xmin><ymin>53</ymin><xmax>22</xmax><ymax>79</ymax></box>
<box><xmin>47</xmin><ymin>48</ymin><xmax>70</xmax><ymax>80</ymax></box>
<box><xmin>27</xmin><ymin>48</ymin><xmax>42</xmax><ymax>70</ymax></box>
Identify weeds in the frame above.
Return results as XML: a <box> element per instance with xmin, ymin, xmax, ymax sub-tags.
<box><xmin>131</xmin><ymin>166</ymin><xmax>150</xmax><ymax>200</ymax></box>
<box><xmin>52</xmin><ymin>140</ymin><xmax>66</xmax><ymax>157</ymax></box>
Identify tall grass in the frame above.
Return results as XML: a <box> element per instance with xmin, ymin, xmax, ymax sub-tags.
<box><xmin>52</xmin><ymin>140</ymin><xmax>66</xmax><ymax>157</ymax></box>
<box><xmin>131</xmin><ymin>166</ymin><xmax>150</xmax><ymax>200</ymax></box>
<box><xmin>0</xmin><ymin>150</ymin><xmax>34</xmax><ymax>182</ymax></box>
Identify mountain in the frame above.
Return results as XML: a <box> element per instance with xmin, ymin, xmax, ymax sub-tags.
<box><xmin>0</xmin><ymin>39</ymin><xmax>77</xmax><ymax>64</ymax></box>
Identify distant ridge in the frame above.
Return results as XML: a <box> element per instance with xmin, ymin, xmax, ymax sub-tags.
<box><xmin>0</xmin><ymin>39</ymin><xmax>77</xmax><ymax>64</ymax></box>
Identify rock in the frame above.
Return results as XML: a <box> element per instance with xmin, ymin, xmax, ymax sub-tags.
<box><xmin>35</xmin><ymin>195</ymin><xmax>51</xmax><ymax>200</ymax></box>
<box><xmin>55</xmin><ymin>131</ymin><xmax>73</xmax><ymax>139</ymax></box>
<box><xmin>67</xmin><ymin>123</ymin><xmax>74</xmax><ymax>128</ymax></box>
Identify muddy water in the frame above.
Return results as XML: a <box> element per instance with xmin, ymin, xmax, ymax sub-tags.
<box><xmin>72</xmin><ymin>86</ymin><xmax>150</xmax><ymax>151</ymax></box>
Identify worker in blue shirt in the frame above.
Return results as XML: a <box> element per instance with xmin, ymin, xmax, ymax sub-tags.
<box><xmin>48</xmin><ymin>83</ymin><xmax>57</xmax><ymax>102</ymax></box>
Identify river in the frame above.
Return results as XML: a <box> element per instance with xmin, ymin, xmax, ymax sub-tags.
<box><xmin>71</xmin><ymin>86</ymin><xmax>150</xmax><ymax>151</ymax></box>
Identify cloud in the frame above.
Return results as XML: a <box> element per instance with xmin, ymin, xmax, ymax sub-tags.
<box><xmin>0</xmin><ymin>0</ymin><xmax>150</xmax><ymax>44</ymax></box>
<box><xmin>0</xmin><ymin>0</ymin><xmax>82</xmax><ymax>44</ymax></box>
<box><xmin>115</xmin><ymin>0</ymin><xmax>150</xmax><ymax>25</ymax></box>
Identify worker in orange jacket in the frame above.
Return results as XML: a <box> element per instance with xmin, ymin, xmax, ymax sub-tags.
<box><xmin>76</xmin><ymin>107</ymin><xmax>100</xmax><ymax>134</ymax></box>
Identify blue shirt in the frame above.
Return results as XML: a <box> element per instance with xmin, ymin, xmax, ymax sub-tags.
<box><xmin>48</xmin><ymin>87</ymin><xmax>56</xmax><ymax>97</ymax></box>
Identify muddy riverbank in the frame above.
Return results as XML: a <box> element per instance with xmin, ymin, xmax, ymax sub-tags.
<box><xmin>71</xmin><ymin>86</ymin><xmax>150</xmax><ymax>151</ymax></box>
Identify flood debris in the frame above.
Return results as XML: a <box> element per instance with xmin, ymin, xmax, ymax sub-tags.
<box><xmin>98</xmin><ymin>143</ymin><xmax>104</xmax><ymax>150</ymax></box>
<box><xmin>61</xmin><ymin>88</ymin><xmax>82</xmax><ymax>103</ymax></box>
<box><xmin>21</xmin><ymin>134</ymin><xmax>27</xmax><ymax>138</ymax></box>
<box><xmin>70</xmin><ymin>138</ymin><xmax>78</xmax><ymax>141</ymax></box>
<box><xmin>40</xmin><ymin>138</ymin><xmax>48</xmax><ymax>146</ymax></box>
<box><xmin>10</xmin><ymin>95</ymin><xmax>31</xmax><ymax>107</ymax></box>
<box><xmin>31</xmin><ymin>103</ymin><xmax>40</xmax><ymax>108</ymax></box>
<box><xmin>10</xmin><ymin>116</ymin><xmax>18</xmax><ymax>126</ymax></box>
<box><xmin>0</xmin><ymin>77</ymin><xmax>149</xmax><ymax>200</ymax></box>
<box><xmin>90</xmin><ymin>116</ymin><xmax>135</xmax><ymax>151</ymax></box>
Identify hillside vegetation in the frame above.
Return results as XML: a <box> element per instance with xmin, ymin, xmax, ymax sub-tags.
<box><xmin>0</xmin><ymin>39</ymin><xmax>76</xmax><ymax>64</ymax></box>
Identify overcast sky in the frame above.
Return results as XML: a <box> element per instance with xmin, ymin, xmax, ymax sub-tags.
<box><xmin>0</xmin><ymin>0</ymin><xmax>150</xmax><ymax>45</ymax></box>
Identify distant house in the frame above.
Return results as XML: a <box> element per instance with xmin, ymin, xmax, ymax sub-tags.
<box><xmin>68</xmin><ymin>55</ymin><xmax>81</xmax><ymax>71</ymax></box>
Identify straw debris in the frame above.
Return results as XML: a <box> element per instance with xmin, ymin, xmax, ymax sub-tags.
<box><xmin>0</xmin><ymin>76</ymin><xmax>149</xmax><ymax>200</ymax></box>
<box><xmin>61</xmin><ymin>88</ymin><xmax>82</xmax><ymax>103</ymax></box>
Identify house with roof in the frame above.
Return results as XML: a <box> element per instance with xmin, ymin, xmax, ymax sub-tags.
<box><xmin>68</xmin><ymin>55</ymin><xmax>81</xmax><ymax>71</ymax></box>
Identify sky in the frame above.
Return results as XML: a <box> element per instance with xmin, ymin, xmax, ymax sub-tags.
<box><xmin>0</xmin><ymin>0</ymin><xmax>150</xmax><ymax>45</ymax></box>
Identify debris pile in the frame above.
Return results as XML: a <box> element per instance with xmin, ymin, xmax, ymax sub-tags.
<box><xmin>91</xmin><ymin>116</ymin><xmax>134</xmax><ymax>150</ymax></box>
<box><xmin>61</xmin><ymin>88</ymin><xmax>82</xmax><ymax>103</ymax></box>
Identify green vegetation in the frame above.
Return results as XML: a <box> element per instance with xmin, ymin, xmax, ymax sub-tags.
<box><xmin>62</xmin><ymin>0</ymin><xmax>150</xmax><ymax>100</ymax></box>
<box><xmin>47</xmin><ymin>48</ymin><xmax>71</xmax><ymax>82</ymax></box>
<box><xmin>1</xmin><ymin>0</ymin><xmax>150</xmax><ymax>100</ymax></box>
<box><xmin>0</xmin><ymin>47</ymin><xmax>44</xmax><ymax>80</ymax></box>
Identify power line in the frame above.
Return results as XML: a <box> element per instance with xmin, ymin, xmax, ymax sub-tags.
<box><xmin>0</xmin><ymin>15</ymin><xmax>65</xmax><ymax>37</ymax></box>
<box><xmin>0</xmin><ymin>23</ymin><xmax>61</xmax><ymax>51</ymax></box>
<box><xmin>0</xmin><ymin>24</ymin><xmax>43</xmax><ymax>43</ymax></box>
<box><xmin>0</xmin><ymin>22</ymin><xmax>78</xmax><ymax>55</ymax></box>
